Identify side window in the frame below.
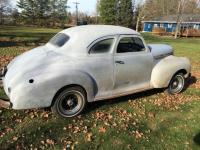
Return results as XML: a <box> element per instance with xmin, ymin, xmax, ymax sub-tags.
<box><xmin>117</xmin><ymin>37</ymin><xmax>145</xmax><ymax>53</ymax></box>
<box><xmin>90</xmin><ymin>38</ymin><xmax>114</xmax><ymax>54</ymax></box>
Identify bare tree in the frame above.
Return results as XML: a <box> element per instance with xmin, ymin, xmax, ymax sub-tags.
<box><xmin>143</xmin><ymin>0</ymin><xmax>180</xmax><ymax>20</ymax></box>
<box><xmin>135</xmin><ymin>3</ymin><xmax>145</xmax><ymax>32</ymax></box>
<box><xmin>174</xmin><ymin>0</ymin><xmax>186</xmax><ymax>39</ymax></box>
<box><xmin>0</xmin><ymin>0</ymin><xmax>9</xmax><ymax>24</ymax></box>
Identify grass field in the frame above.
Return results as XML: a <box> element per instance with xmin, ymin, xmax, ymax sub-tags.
<box><xmin>0</xmin><ymin>26</ymin><xmax>200</xmax><ymax>150</ymax></box>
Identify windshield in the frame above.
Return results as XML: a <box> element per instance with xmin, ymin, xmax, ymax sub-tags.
<box><xmin>49</xmin><ymin>33</ymin><xmax>70</xmax><ymax>47</ymax></box>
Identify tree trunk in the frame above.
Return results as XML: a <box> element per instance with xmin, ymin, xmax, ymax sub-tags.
<box><xmin>136</xmin><ymin>15</ymin><xmax>140</xmax><ymax>32</ymax></box>
<box><xmin>174</xmin><ymin>0</ymin><xmax>182</xmax><ymax>39</ymax></box>
<box><xmin>0</xmin><ymin>11</ymin><xmax>2</xmax><ymax>25</ymax></box>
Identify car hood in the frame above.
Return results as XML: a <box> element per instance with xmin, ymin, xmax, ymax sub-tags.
<box><xmin>148</xmin><ymin>44</ymin><xmax>173</xmax><ymax>59</ymax></box>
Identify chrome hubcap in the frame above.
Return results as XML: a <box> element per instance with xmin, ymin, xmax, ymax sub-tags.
<box><xmin>169</xmin><ymin>75</ymin><xmax>184</xmax><ymax>93</ymax></box>
<box><xmin>67</xmin><ymin>99</ymin><xmax>74</xmax><ymax>107</ymax></box>
<box><xmin>58</xmin><ymin>91</ymin><xmax>84</xmax><ymax>116</ymax></box>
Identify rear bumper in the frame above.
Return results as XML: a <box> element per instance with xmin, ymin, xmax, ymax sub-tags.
<box><xmin>0</xmin><ymin>66</ymin><xmax>7</xmax><ymax>78</ymax></box>
<box><xmin>0</xmin><ymin>99</ymin><xmax>12</xmax><ymax>108</ymax></box>
<box><xmin>0</xmin><ymin>67</ymin><xmax>11</xmax><ymax>109</ymax></box>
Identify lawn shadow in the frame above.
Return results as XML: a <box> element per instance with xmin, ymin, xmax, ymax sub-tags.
<box><xmin>0</xmin><ymin>32</ymin><xmax>54</xmax><ymax>47</ymax></box>
<box><xmin>84</xmin><ymin>88</ymin><xmax>164</xmax><ymax>114</ymax></box>
<box><xmin>194</xmin><ymin>132</ymin><xmax>200</xmax><ymax>146</ymax></box>
<box><xmin>0</xmin><ymin>41</ymin><xmax>23</xmax><ymax>47</ymax></box>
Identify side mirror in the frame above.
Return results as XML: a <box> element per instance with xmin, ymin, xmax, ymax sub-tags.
<box><xmin>148</xmin><ymin>45</ymin><xmax>152</xmax><ymax>52</ymax></box>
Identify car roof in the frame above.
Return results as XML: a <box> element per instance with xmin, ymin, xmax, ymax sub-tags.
<box><xmin>54</xmin><ymin>25</ymin><xmax>140</xmax><ymax>55</ymax></box>
<box><xmin>61</xmin><ymin>25</ymin><xmax>139</xmax><ymax>37</ymax></box>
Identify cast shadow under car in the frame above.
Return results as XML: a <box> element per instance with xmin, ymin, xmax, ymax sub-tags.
<box><xmin>194</xmin><ymin>132</ymin><xmax>200</xmax><ymax>146</ymax></box>
<box><xmin>84</xmin><ymin>75</ymin><xmax>197</xmax><ymax>114</ymax></box>
<box><xmin>183</xmin><ymin>75</ymin><xmax>197</xmax><ymax>92</ymax></box>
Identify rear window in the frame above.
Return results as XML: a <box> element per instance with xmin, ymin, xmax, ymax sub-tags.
<box><xmin>90</xmin><ymin>38</ymin><xmax>114</xmax><ymax>54</ymax></box>
<box><xmin>49</xmin><ymin>33</ymin><xmax>70</xmax><ymax>47</ymax></box>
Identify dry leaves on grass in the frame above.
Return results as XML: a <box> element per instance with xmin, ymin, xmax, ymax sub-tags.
<box><xmin>85</xmin><ymin>132</ymin><xmax>93</xmax><ymax>142</ymax></box>
<box><xmin>40</xmin><ymin>139</ymin><xmax>55</xmax><ymax>149</ymax></box>
<box><xmin>0</xmin><ymin>127</ymin><xmax>13</xmax><ymax>138</ymax></box>
<box><xmin>46</xmin><ymin>139</ymin><xmax>55</xmax><ymax>146</ymax></box>
<box><xmin>134</xmin><ymin>130</ymin><xmax>144</xmax><ymax>139</ymax></box>
<box><xmin>0</xmin><ymin>56</ymin><xmax>14</xmax><ymax>68</ymax></box>
<box><xmin>98</xmin><ymin>127</ymin><xmax>106</xmax><ymax>133</ymax></box>
<box><xmin>193</xmin><ymin>71</ymin><xmax>200</xmax><ymax>78</ymax></box>
<box><xmin>152</xmin><ymin>93</ymin><xmax>196</xmax><ymax>109</ymax></box>
<box><xmin>12</xmin><ymin>136</ymin><xmax>18</xmax><ymax>141</ymax></box>
<box><xmin>93</xmin><ymin>111</ymin><xmax>115</xmax><ymax>124</ymax></box>
<box><xmin>193</xmin><ymin>81</ymin><xmax>200</xmax><ymax>89</ymax></box>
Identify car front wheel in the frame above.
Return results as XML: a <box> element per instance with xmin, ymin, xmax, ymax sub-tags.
<box><xmin>166</xmin><ymin>73</ymin><xmax>185</xmax><ymax>94</ymax></box>
<box><xmin>51</xmin><ymin>86</ymin><xmax>87</xmax><ymax>118</ymax></box>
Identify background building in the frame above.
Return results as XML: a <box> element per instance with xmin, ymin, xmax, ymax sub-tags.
<box><xmin>142</xmin><ymin>15</ymin><xmax>200</xmax><ymax>33</ymax></box>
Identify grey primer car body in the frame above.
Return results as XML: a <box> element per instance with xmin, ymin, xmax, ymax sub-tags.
<box><xmin>2</xmin><ymin>25</ymin><xmax>191</xmax><ymax>111</ymax></box>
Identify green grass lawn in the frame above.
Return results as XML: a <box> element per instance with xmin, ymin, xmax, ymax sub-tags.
<box><xmin>0</xmin><ymin>26</ymin><xmax>200</xmax><ymax>149</ymax></box>
<box><xmin>0</xmin><ymin>26</ymin><xmax>61</xmax><ymax>57</ymax></box>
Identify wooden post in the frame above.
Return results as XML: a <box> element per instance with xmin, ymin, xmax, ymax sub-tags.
<box><xmin>186</xmin><ymin>24</ymin><xmax>189</xmax><ymax>38</ymax></box>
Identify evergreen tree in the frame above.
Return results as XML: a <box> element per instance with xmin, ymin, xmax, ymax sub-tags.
<box><xmin>17</xmin><ymin>0</ymin><xmax>68</xmax><ymax>27</ymax></box>
<box><xmin>57</xmin><ymin>0</ymin><xmax>68</xmax><ymax>27</ymax></box>
<box><xmin>118</xmin><ymin>0</ymin><xmax>134</xmax><ymax>28</ymax></box>
<box><xmin>99</xmin><ymin>0</ymin><xmax>117</xmax><ymax>25</ymax></box>
<box><xmin>99</xmin><ymin>0</ymin><xmax>134</xmax><ymax>27</ymax></box>
<box><xmin>17</xmin><ymin>0</ymin><xmax>38</xmax><ymax>24</ymax></box>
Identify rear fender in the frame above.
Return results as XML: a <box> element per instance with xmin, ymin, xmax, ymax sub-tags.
<box><xmin>38</xmin><ymin>70</ymin><xmax>97</xmax><ymax>104</ymax></box>
<box><xmin>10</xmin><ymin>69</ymin><xmax>97</xmax><ymax>109</ymax></box>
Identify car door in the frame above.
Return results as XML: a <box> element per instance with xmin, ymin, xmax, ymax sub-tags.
<box><xmin>87</xmin><ymin>36</ymin><xmax>116</xmax><ymax>99</ymax></box>
<box><xmin>114</xmin><ymin>35</ymin><xmax>154</xmax><ymax>91</ymax></box>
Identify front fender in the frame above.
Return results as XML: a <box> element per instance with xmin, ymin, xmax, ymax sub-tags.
<box><xmin>151</xmin><ymin>56</ymin><xmax>191</xmax><ymax>88</ymax></box>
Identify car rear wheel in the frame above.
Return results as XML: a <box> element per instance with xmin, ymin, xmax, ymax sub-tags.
<box><xmin>51</xmin><ymin>86</ymin><xmax>87</xmax><ymax>118</ymax></box>
<box><xmin>166</xmin><ymin>73</ymin><xmax>185</xmax><ymax>94</ymax></box>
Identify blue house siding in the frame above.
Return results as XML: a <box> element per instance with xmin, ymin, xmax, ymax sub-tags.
<box><xmin>143</xmin><ymin>22</ymin><xmax>175</xmax><ymax>32</ymax></box>
<box><xmin>163</xmin><ymin>23</ymin><xmax>168</xmax><ymax>30</ymax></box>
<box><xmin>143</xmin><ymin>21</ymin><xmax>200</xmax><ymax>33</ymax></box>
<box><xmin>143</xmin><ymin>15</ymin><xmax>200</xmax><ymax>33</ymax></box>
<box><xmin>196</xmin><ymin>24</ymin><xmax>200</xmax><ymax>29</ymax></box>
<box><xmin>144</xmin><ymin>22</ymin><xmax>153</xmax><ymax>32</ymax></box>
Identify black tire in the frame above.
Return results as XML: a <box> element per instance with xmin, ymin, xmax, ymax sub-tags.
<box><xmin>166</xmin><ymin>73</ymin><xmax>185</xmax><ymax>95</ymax></box>
<box><xmin>51</xmin><ymin>86</ymin><xmax>87</xmax><ymax>118</ymax></box>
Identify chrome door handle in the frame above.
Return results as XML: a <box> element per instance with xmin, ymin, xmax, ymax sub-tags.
<box><xmin>115</xmin><ymin>60</ymin><xmax>125</xmax><ymax>64</ymax></box>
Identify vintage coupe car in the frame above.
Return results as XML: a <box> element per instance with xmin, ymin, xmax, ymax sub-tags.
<box><xmin>1</xmin><ymin>25</ymin><xmax>191</xmax><ymax>118</ymax></box>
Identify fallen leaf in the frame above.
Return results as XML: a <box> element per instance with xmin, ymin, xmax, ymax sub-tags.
<box><xmin>46</xmin><ymin>139</ymin><xmax>55</xmax><ymax>145</ymax></box>
<box><xmin>85</xmin><ymin>132</ymin><xmax>92</xmax><ymax>142</ymax></box>
<box><xmin>13</xmin><ymin>136</ymin><xmax>18</xmax><ymax>141</ymax></box>
<box><xmin>99</xmin><ymin>127</ymin><xmax>106</xmax><ymax>133</ymax></box>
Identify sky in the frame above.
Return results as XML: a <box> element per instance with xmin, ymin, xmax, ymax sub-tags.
<box><xmin>12</xmin><ymin>0</ymin><xmax>141</xmax><ymax>15</ymax></box>
<box><xmin>68</xmin><ymin>0</ymin><xmax>97</xmax><ymax>15</ymax></box>
<box><xmin>12</xmin><ymin>0</ymin><xmax>97</xmax><ymax>15</ymax></box>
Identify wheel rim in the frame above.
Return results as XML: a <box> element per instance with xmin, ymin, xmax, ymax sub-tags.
<box><xmin>57</xmin><ymin>90</ymin><xmax>84</xmax><ymax>116</ymax></box>
<box><xmin>169</xmin><ymin>75</ymin><xmax>184</xmax><ymax>94</ymax></box>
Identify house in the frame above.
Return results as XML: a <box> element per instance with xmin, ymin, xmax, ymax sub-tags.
<box><xmin>142</xmin><ymin>15</ymin><xmax>200</xmax><ymax>33</ymax></box>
